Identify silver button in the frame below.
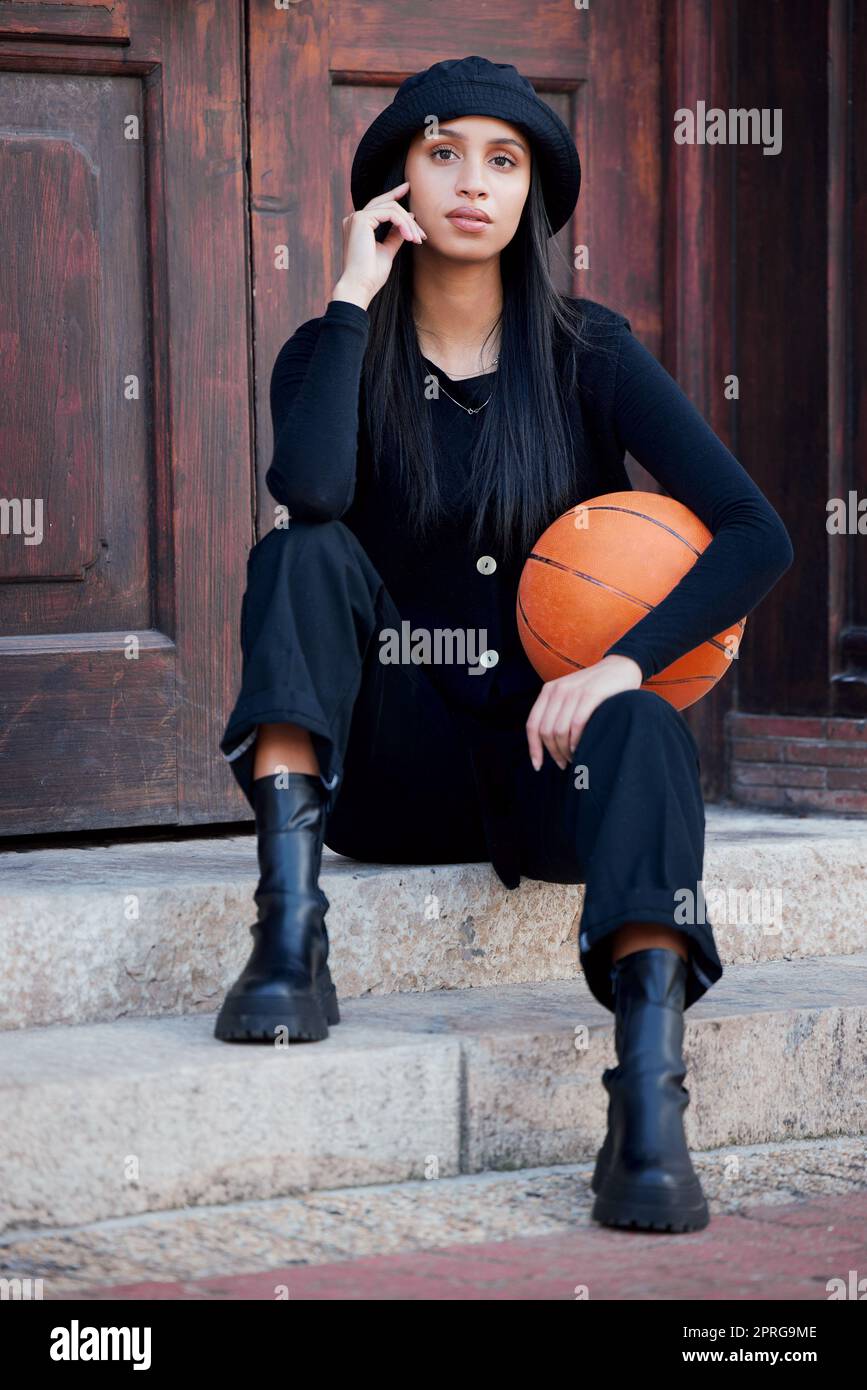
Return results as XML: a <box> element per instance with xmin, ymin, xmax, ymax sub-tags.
<box><xmin>476</xmin><ymin>555</ymin><xmax>497</xmax><ymax>575</ymax></box>
<box><xmin>478</xmin><ymin>649</ymin><xmax>499</xmax><ymax>668</ymax></box>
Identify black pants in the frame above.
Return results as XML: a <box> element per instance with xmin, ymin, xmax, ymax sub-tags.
<box><xmin>220</xmin><ymin>520</ymin><xmax>723</xmax><ymax>1014</ymax></box>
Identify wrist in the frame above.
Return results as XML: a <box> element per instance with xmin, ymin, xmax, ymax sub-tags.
<box><xmin>330</xmin><ymin>278</ymin><xmax>373</xmax><ymax>311</ymax></box>
<box><xmin>602</xmin><ymin>653</ymin><xmax>644</xmax><ymax>687</ymax></box>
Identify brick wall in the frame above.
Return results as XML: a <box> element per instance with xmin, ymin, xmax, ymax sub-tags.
<box><xmin>726</xmin><ymin>714</ymin><xmax>867</xmax><ymax>813</ymax></box>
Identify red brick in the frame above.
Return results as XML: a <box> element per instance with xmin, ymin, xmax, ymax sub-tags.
<box><xmin>782</xmin><ymin>786</ymin><xmax>867</xmax><ymax>813</ymax></box>
<box><xmin>827</xmin><ymin>767</ymin><xmax>867</xmax><ymax>790</ymax></box>
<box><xmin>730</xmin><ymin>738</ymin><xmax>785</xmax><ymax>761</ymax></box>
<box><xmin>827</xmin><ymin>718</ymin><xmax>867</xmax><ymax>742</ymax></box>
<box><xmin>783</xmin><ymin>741</ymin><xmax>867</xmax><ymax>767</ymax></box>
<box><xmin>729</xmin><ymin>784</ymin><xmax>789</xmax><ymax>807</ymax></box>
<box><xmin>731</xmin><ymin>763</ymin><xmax>826</xmax><ymax>787</ymax></box>
<box><xmin>728</xmin><ymin>714</ymin><xmax>827</xmax><ymax>739</ymax></box>
<box><xmin>62</xmin><ymin>1192</ymin><xmax>867</xmax><ymax>1303</ymax></box>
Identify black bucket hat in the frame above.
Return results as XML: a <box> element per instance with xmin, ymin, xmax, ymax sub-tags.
<box><xmin>350</xmin><ymin>55</ymin><xmax>581</xmax><ymax>237</ymax></box>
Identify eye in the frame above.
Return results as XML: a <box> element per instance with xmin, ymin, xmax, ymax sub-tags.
<box><xmin>429</xmin><ymin>145</ymin><xmax>518</xmax><ymax>169</ymax></box>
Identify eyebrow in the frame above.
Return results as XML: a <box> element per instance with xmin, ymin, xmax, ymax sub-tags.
<box><xmin>431</xmin><ymin>126</ymin><xmax>528</xmax><ymax>154</ymax></box>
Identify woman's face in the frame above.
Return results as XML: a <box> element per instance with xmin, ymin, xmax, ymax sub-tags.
<box><xmin>403</xmin><ymin>114</ymin><xmax>531</xmax><ymax>259</ymax></box>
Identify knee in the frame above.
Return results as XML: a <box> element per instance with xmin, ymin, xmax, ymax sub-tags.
<box><xmin>584</xmin><ymin>686</ymin><xmax>687</xmax><ymax>740</ymax></box>
<box><xmin>587</xmin><ymin>687</ymin><xmax>700</xmax><ymax>765</ymax></box>
<box><xmin>591</xmin><ymin>686</ymin><xmax>670</xmax><ymax>723</ymax></box>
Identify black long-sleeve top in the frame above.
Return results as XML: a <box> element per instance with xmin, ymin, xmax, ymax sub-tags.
<box><xmin>265</xmin><ymin>297</ymin><xmax>793</xmax><ymax>718</ymax></box>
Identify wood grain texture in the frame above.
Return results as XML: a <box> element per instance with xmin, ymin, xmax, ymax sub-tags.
<box><xmin>734</xmin><ymin>0</ymin><xmax>828</xmax><ymax>716</ymax></box>
<box><xmin>830</xmin><ymin>0</ymin><xmax>867</xmax><ymax>716</ymax></box>
<box><xmin>661</xmin><ymin>0</ymin><xmax>735</xmax><ymax>796</ymax></box>
<box><xmin>0</xmin><ymin>1</ymin><xmax>252</xmax><ymax>832</ymax></box>
<box><xmin>0</xmin><ymin>2</ymin><xmax>130</xmax><ymax>45</ymax></box>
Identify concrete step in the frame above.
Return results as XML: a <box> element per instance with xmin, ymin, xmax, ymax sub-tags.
<box><xmin>2</xmin><ymin>1135</ymin><xmax>864</xmax><ymax>1300</ymax></box>
<box><xmin>1</xmin><ymin>951</ymin><xmax>865</xmax><ymax>1231</ymax></box>
<box><xmin>1</xmin><ymin>805</ymin><xmax>865</xmax><ymax>1031</ymax></box>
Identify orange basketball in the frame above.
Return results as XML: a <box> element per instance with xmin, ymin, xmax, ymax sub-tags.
<box><xmin>516</xmin><ymin>490</ymin><xmax>746</xmax><ymax>710</ymax></box>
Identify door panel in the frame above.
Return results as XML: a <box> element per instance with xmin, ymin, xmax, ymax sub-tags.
<box><xmin>0</xmin><ymin>0</ymin><xmax>252</xmax><ymax>832</ymax></box>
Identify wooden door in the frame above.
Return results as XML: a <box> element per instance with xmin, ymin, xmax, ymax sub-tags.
<box><xmin>0</xmin><ymin>0</ymin><xmax>252</xmax><ymax>833</ymax></box>
<box><xmin>246</xmin><ymin>2</ymin><xmax>664</xmax><ymax>550</ymax></box>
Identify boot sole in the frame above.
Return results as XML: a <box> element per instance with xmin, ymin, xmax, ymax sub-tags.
<box><xmin>215</xmin><ymin>983</ymin><xmax>336</xmax><ymax>1043</ymax></box>
<box><xmin>590</xmin><ymin>1148</ymin><xmax>608</xmax><ymax>1194</ymax></box>
<box><xmin>592</xmin><ymin>1181</ymin><xmax>709</xmax><ymax>1233</ymax></box>
<box><xmin>319</xmin><ymin>980</ymin><xmax>340</xmax><ymax>1026</ymax></box>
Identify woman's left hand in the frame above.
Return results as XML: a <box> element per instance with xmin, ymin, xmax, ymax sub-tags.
<box><xmin>525</xmin><ymin>654</ymin><xmax>644</xmax><ymax>771</ymax></box>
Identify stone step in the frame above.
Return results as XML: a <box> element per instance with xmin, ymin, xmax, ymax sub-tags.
<box><xmin>2</xmin><ymin>1135</ymin><xmax>864</xmax><ymax>1300</ymax></box>
<box><xmin>1</xmin><ymin>805</ymin><xmax>865</xmax><ymax>1031</ymax></box>
<box><xmin>1</xmin><ymin>951</ymin><xmax>864</xmax><ymax>1231</ymax></box>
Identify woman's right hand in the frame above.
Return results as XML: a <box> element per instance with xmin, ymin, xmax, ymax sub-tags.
<box><xmin>332</xmin><ymin>180</ymin><xmax>426</xmax><ymax>309</ymax></box>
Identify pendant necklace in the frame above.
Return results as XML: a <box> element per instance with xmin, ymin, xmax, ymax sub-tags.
<box><xmin>429</xmin><ymin>356</ymin><xmax>499</xmax><ymax>415</ymax></box>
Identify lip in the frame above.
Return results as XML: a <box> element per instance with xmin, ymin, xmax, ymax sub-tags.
<box><xmin>445</xmin><ymin>207</ymin><xmax>492</xmax><ymax>231</ymax></box>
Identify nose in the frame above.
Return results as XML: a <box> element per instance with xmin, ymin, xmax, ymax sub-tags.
<box><xmin>456</xmin><ymin>155</ymin><xmax>490</xmax><ymax>203</ymax></box>
<box><xmin>455</xmin><ymin>185</ymin><xmax>489</xmax><ymax>208</ymax></box>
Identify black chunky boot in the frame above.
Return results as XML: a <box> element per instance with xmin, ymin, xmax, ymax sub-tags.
<box><xmin>590</xmin><ymin>947</ymin><xmax>709</xmax><ymax>1231</ymax></box>
<box><xmin>214</xmin><ymin>771</ymin><xmax>339</xmax><ymax>1043</ymax></box>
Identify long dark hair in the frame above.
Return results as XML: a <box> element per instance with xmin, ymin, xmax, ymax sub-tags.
<box><xmin>360</xmin><ymin>133</ymin><xmax>595</xmax><ymax>566</ymax></box>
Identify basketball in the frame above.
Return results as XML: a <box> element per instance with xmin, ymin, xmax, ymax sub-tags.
<box><xmin>516</xmin><ymin>490</ymin><xmax>746</xmax><ymax>710</ymax></box>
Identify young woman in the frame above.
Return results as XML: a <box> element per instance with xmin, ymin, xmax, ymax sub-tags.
<box><xmin>215</xmin><ymin>57</ymin><xmax>794</xmax><ymax>1233</ymax></box>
